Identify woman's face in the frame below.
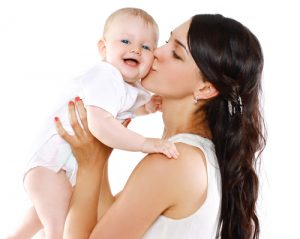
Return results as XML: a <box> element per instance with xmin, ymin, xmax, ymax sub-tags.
<box><xmin>141</xmin><ymin>20</ymin><xmax>202</xmax><ymax>99</ymax></box>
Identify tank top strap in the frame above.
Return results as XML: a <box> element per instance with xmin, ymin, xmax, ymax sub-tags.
<box><xmin>168</xmin><ymin>133</ymin><xmax>218</xmax><ymax>168</ymax></box>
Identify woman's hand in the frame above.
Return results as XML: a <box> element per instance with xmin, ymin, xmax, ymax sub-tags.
<box><xmin>54</xmin><ymin>98</ymin><xmax>106</xmax><ymax>168</ymax></box>
<box><xmin>54</xmin><ymin>97</ymin><xmax>130</xmax><ymax>168</ymax></box>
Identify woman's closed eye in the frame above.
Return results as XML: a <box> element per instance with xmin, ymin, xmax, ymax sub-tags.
<box><xmin>172</xmin><ymin>50</ymin><xmax>181</xmax><ymax>60</ymax></box>
<box><xmin>165</xmin><ymin>40</ymin><xmax>182</xmax><ymax>60</ymax></box>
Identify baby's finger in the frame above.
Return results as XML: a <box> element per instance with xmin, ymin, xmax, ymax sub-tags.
<box><xmin>163</xmin><ymin>149</ymin><xmax>172</xmax><ymax>159</ymax></box>
<box><xmin>173</xmin><ymin>144</ymin><xmax>180</xmax><ymax>154</ymax></box>
<box><xmin>54</xmin><ymin>117</ymin><xmax>75</xmax><ymax>144</ymax></box>
<box><xmin>170</xmin><ymin>150</ymin><xmax>179</xmax><ymax>159</ymax></box>
<box><xmin>173</xmin><ymin>144</ymin><xmax>180</xmax><ymax>157</ymax></box>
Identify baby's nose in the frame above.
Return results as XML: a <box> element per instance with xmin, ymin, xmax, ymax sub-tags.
<box><xmin>130</xmin><ymin>47</ymin><xmax>141</xmax><ymax>55</ymax></box>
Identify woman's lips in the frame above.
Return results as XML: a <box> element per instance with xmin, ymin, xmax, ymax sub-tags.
<box><xmin>151</xmin><ymin>66</ymin><xmax>157</xmax><ymax>71</ymax></box>
<box><xmin>151</xmin><ymin>63</ymin><xmax>158</xmax><ymax>71</ymax></box>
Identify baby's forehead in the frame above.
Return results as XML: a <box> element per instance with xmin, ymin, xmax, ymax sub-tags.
<box><xmin>106</xmin><ymin>14</ymin><xmax>157</xmax><ymax>34</ymax></box>
<box><xmin>111</xmin><ymin>15</ymin><xmax>156</xmax><ymax>30</ymax></box>
<box><xmin>105</xmin><ymin>17</ymin><xmax>158</xmax><ymax>43</ymax></box>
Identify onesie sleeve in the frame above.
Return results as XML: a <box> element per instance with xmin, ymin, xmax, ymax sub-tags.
<box><xmin>81</xmin><ymin>63</ymin><xmax>125</xmax><ymax>118</ymax></box>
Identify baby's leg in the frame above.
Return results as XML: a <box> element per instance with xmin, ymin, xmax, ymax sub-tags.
<box><xmin>6</xmin><ymin>206</ymin><xmax>42</xmax><ymax>239</ymax></box>
<box><xmin>24</xmin><ymin>167</ymin><xmax>72</xmax><ymax>239</ymax></box>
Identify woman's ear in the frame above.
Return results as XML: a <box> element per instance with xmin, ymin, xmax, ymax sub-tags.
<box><xmin>97</xmin><ymin>39</ymin><xmax>106</xmax><ymax>59</ymax></box>
<box><xmin>194</xmin><ymin>81</ymin><xmax>219</xmax><ymax>100</ymax></box>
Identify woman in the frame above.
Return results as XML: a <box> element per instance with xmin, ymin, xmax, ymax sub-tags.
<box><xmin>56</xmin><ymin>14</ymin><xmax>265</xmax><ymax>239</ymax></box>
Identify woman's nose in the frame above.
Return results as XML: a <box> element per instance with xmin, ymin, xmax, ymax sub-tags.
<box><xmin>153</xmin><ymin>45</ymin><xmax>163</xmax><ymax>59</ymax></box>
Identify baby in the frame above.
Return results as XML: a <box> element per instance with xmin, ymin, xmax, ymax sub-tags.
<box><xmin>12</xmin><ymin>8</ymin><xmax>178</xmax><ymax>239</ymax></box>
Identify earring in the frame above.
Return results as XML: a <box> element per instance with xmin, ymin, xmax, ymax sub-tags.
<box><xmin>193</xmin><ymin>95</ymin><xmax>200</xmax><ymax>104</ymax></box>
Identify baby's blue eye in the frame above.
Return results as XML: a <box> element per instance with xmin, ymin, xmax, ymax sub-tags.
<box><xmin>121</xmin><ymin>39</ymin><xmax>129</xmax><ymax>44</ymax></box>
<box><xmin>142</xmin><ymin>45</ymin><xmax>151</xmax><ymax>51</ymax></box>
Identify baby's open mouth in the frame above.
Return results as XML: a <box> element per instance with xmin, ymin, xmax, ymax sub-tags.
<box><xmin>124</xmin><ymin>58</ymin><xmax>139</xmax><ymax>66</ymax></box>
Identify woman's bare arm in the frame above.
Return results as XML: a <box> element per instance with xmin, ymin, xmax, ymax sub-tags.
<box><xmin>97</xmin><ymin>118</ymin><xmax>131</xmax><ymax>220</ymax></box>
<box><xmin>55</xmin><ymin>100</ymin><xmax>113</xmax><ymax>239</ymax></box>
<box><xmin>55</xmin><ymin>99</ymin><xmax>200</xmax><ymax>239</ymax></box>
<box><xmin>89</xmin><ymin>153</ymin><xmax>179</xmax><ymax>239</ymax></box>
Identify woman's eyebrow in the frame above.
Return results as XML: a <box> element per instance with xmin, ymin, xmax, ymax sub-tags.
<box><xmin>170</xmin><ymin>31</ymin><xmax>188</xmax><ymax>54</ymax></box>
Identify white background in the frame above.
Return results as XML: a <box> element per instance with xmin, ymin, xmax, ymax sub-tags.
<box><xmin>0</xmin><ymin>0</ymin><xmax>299</xmax><ymax>238</ymax></box>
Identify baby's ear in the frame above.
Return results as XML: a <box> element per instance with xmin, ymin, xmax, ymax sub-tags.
<box><xmin>97</xmin><ymin>39</ymin><xmax>106</xmax><ymax>59</ymax></box>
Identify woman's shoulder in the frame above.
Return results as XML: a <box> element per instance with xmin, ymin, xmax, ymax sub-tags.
<box><xmin>137</xmin><ymin>142</ymin><xmax>207</xmax><ymax>177</ymax></box>
<box><xmin>133</xmin><ymin>143</ymin><xmax>208</xmax><ymax>214</ymax></box>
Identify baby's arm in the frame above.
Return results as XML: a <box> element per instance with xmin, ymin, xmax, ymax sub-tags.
<box><xmin>87</xmin><ymin>106</ymin><xmax>178</xmax><ymax>158</ymax></box>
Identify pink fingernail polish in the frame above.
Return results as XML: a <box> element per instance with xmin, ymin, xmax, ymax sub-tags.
<box><xmin>69</xmin><ymin>101</ymin><xmax>74</xmax><ymax>106</ymax></box>
<box><xmin>75</xmin><ymin>96</ymin><xmax>81</xmax><ymax>102</ymax></box>
<box><xmin>54</xmin><ymin>116</ymin><xmax>59</xmax><ymax>122</ymax></box>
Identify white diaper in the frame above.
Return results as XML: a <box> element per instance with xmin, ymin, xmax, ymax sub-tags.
<box><xmin>24</xmin><ymin>134</ymin><xmax>78</xmax><ymax>186</ymax></box>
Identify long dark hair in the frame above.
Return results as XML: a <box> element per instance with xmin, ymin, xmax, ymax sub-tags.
<box><xmin>188</xmin><ymin>14</ymin><xmax>265</xmax><ymax>239</ymax></box>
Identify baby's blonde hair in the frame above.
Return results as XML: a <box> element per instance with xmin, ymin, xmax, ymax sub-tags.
<box><xmin>103</xmin><ymin>7</ymin><xmax>159</xmax><ymax>44</ymax></box>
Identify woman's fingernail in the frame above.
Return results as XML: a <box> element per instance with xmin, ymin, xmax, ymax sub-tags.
<box><xmin>69</xmin><ymin>101</ymin><xmax>74</xmax><ymax>106</ymax></box>
<box><xmin>75</xmin><ymin>96</ymin><xmax>81</xmax><ymax>102</ymax></box>
<box><xmin>54</xmin><ymin>116</ymin><xmax>59</xmax><ymax>122</ymax></box>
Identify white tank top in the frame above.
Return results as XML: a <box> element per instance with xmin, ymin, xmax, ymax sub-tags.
<box><xmin>142</xmin><ymin>133</ymin><xmax>221</xmax><ymax>239</ymax></box>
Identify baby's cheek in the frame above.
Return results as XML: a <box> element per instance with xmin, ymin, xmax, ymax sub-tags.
<box><xmin>141</xmin><ymin>64</ymin><xmax>152</xmax><ymax>78</ymax></box>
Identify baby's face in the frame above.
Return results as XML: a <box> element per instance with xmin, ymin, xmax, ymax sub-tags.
<box><xmin>100</xmin><ymin>15</ymin><xmax>157</xmax><ymax>84</ymax></box>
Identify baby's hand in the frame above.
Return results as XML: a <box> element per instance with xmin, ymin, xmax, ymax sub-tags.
<box><xmin>144</xmin><ymin>95</ymin><xmax>162</xmax><ymax>113</ymax></box>
<box><xmin>142</xmin><ymin>138</ymin><xmax>179</xmax><ymax>159</ymax></box>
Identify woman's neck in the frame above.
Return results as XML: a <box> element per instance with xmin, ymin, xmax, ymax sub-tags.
<box><xmin>161</xmin><ymin>98</ymin><xmax>212</xmax><ymax>140</ymax></box>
